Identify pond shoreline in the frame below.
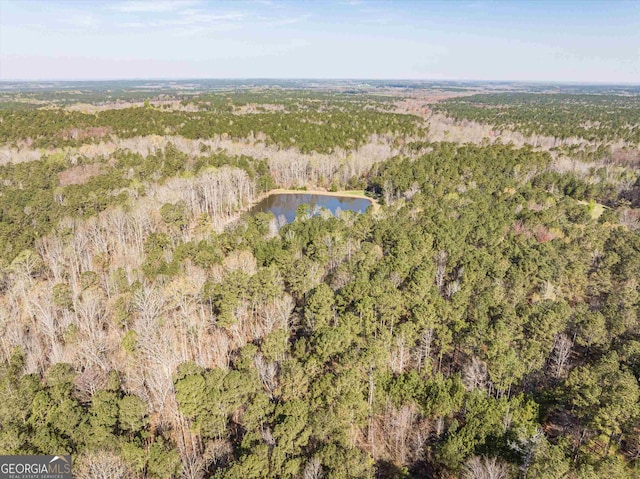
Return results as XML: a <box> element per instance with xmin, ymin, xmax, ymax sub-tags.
<box><xmin>217</xmin><ymin>188</ymin><xmax>378</xmax><ymax>231</ymax></box>
<box><xmin>267</xmin><ymin>188</ymin><xmax>375</xmax><ymax>201</ymax></box>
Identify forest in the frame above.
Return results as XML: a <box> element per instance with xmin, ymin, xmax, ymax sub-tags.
<box><xmin>0</xmin><ymin>84</ymin><xmax>639</xmax><ymax>479</ymax></box>
<box><xmin>432</xmin><ymin>93</ymin><xmax>640</xmax><ymax>144</ymax></box>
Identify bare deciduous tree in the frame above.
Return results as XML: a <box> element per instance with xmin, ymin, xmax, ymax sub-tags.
<box><xmin>75</xmin><ymin>450</ymin><xmax>130</xmax><ymax>479</ymax></box>
<box><xmin>463</xmin><ymin>356</ymin><xmax>489</xmax><ymax>392</ymax></box>
<box><xmin>463</xmin><ymin>456</ymin><xmax>510</xmax><ymax>479</ymax></box>
<box><xmin>509</xmin><ymin>427</ymin><xmax>544</xmax><ymax>477</ymax></box>
<box><xmin>37</xmin><ymin>236</ymin><xmax>66</xmax><ymax>282</ymax></box>
<box><xmin>550</xmin><ymin>333</ymin><xmax>573</xmax><ymax>379</ymax></box>
<box><xmin>414</xmin><ymin>327</ymin><xmax>434</xmax><ymax>372</ymax></box>
<box><xmin>302</xmin><ymin>457</ymin><xmax>323</xmax><ymax>479</ymax></box>
<box><xmin>254</xmin><ymin>353</ymin><xmax>278</xmax><ymax>397</ymax></box>
<box><xmin>435</xmin><ymin>250</ymin><xmax>448</xmax><ymax>294</ymax></box>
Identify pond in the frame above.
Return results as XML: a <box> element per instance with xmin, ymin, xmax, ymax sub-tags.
<box><xmin>249</xmin><ymin>193</ymin><xmax>373</xmax><ymax>224</ymax></box>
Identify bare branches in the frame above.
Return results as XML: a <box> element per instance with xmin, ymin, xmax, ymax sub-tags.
<box><xmin>302</xmin><ymin>457</ymin><xmax>323</xmax><ymax>479</ymax></box>
<box><xmin>75</xmin><ymin>450</ymin><xmax>130</xmax><ymax>479</ymax></box>
<box><xmin>463</xmin><ymin>357</ymin><xmax>489</xmax><ymax>392</ymax></box>
<box><xmin>254</xmin><ymin>353</ymin><xmax>278</xmax><ymax>397</ymax></box>
<box><xmin>435</xmin><ymin>250</ymin><xmax>448</xmax><ymax>294</ymax></box>
<box><xmin>152</xmin><ymin>167</ymin><xmax>255</xmax><ymax>226</ymax></box>
<box><xmin>463</xmin><ymin>456</ymin><xmax>510</xmax><ymax>479</ymax></box>
<box><xmin>414</xmin><ymin>327</ymin><xmax>433</xmax><ymax>372</ymax></box>
<box><xmin>549</xmin><ymin>333</ymin><xmax>573</xmax><ymax>379</ymax></box>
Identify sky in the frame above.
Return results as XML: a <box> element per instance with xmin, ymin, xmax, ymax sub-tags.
<box><xmin>0</xmin><ymin>0</ymin><xmax>638</xmax><ymax>83</ymax></box>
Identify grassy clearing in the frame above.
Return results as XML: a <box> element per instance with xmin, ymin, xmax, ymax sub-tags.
<box><xmin>577</xmin><ymin>199</ymin><xmax>606</xmax><ymax>219</ymax></box>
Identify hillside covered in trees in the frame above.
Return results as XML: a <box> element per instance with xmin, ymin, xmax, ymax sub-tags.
<box><xmin>0</xmin><ymin>83</ymin><xmax>639</xmax><ymax>479</ymax></box>
<box><xmin>432</xmin><ymin>93</ymin><xmax>640</xmax><ymax>145</ymax></box>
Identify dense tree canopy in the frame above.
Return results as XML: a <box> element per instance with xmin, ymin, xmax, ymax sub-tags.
<box><xmin>433</xmin><ymin>93</ymin><xmax>640</xmax><ymax>144</ymax></box>
<box><xmin>1</xmin><ymin>87</ymin><xmax>639</xmax><ymax>478</ymax></box>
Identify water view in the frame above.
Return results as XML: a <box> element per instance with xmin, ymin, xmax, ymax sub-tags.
<box><xmin>249</xmin><ymin>193</ymin><xmax>373</xmax><ymax>224</ymax></box>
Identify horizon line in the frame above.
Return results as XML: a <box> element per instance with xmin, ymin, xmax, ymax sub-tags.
<box><xmin>1</xmin><ymin>77</ymin><xmax>639</xmax><ymax>87</ymax></box>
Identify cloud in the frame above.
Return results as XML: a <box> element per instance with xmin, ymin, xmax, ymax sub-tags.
<box><xmin>60</xmin><ymin>13</ymin><xmax>99</xmax><ymax>30</ymax></box>
<box><xmin>360</xmin><ymin>17</ymin><xmax>394</xmax><ymax>25</ymax></box>
<box><xmin>191</xmin><ymin>12</ymin><xmax>247</xmax><ymax>23</ymax></box>
<box><xmin>258</xmin><ymin>14</ymin><xmax>311</xmax><ymax>27</ymax></box>
<box><xmin>101</xmin><ymin>0</ymin><xmax>308</xmax><ymax>34</ymax></box>
<box><xmin>119</xmin><ymin>21</ymin><xmax>147</xmax><ymax>28</ymax></box>
<box><xmin>114</xmin><ymin>5</ymin><xmax>307</xmax><ymax>33</ymax></box>
<box><xmin>109</xmin><ymin>1</ymin><xmax>201</xmax><ymax>14</ymax></box>
<box><xmin>113</xmin><ymin>5</ymin><xmax>247</xmax><ymax>31</ymax></box>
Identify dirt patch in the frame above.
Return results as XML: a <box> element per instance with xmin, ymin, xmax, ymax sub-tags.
<box><xmin>58</xmin><ymin>163</ymin><xmax>105</xmax><ymax>186</ymax></box>
<box><xmin>611</xmin><ymin>147</ymin><xmax>640</xmax><ymax>167</ymax></box>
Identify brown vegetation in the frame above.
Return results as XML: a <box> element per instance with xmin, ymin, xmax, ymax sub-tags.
<box><xmin>58</xmin><ymin>163</ymin><xmax>105</xmax><ymax>186</ymax></box>
<box><xmin>59</xmin><ymin>126</ymin><xmax>113</xmax><ymax>141</ymax></box>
